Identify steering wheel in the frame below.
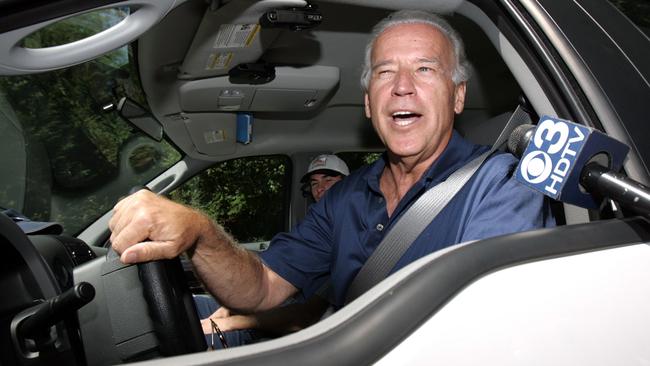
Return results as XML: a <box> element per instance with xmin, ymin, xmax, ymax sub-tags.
<box><xmin>74</xmin><ymin>184</ymin><xmax>206</xmax><ymax>363</ymax></box>
<box><xmin>0</xmin><ymin>212</ymin><xmax>63</xmax><ymax>364</ymax></box>
<box><xmin>106</xmin><ymin>186</ymin><xmax>206</xmax><ymax>356</ymax></box>
<box><xmin>105</xmin><ymin>247</ymin><xmax>206</xmax><ymax>357</ymax></box>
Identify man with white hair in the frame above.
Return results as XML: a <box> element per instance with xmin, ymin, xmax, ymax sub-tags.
<box><xmin>110</xmin><ymin>10</ymin><xmax>553</xmax><ymax>316</ymax></box>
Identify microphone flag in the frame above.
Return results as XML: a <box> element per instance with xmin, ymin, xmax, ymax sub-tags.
<box><xmin>514</xmin><ymin>115</ymin><xmax>629</xmax><ymax>208</ymax></box>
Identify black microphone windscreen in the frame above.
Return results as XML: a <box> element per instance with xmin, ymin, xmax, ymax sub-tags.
<box><xmin>507</xmin><ymin>124</ymin><xmax>536</xmax><ymax>158</ymax></box>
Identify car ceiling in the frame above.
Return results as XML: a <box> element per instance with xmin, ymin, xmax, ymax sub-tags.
<box><xmin>138</xmin><ymin>0</ymin><xmax>522</xmax><ymax>161</ymax></box>
<box><xmin>0</xmin><ymin>0</ymin><xmax>523</xmax><ymax>161</ymax></box>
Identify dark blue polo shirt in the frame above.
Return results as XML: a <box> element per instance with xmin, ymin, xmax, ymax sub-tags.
<box><xmin>260</xmin><ymin>131</ymin><xmax>555</xmax><ymax>308</ymax></box>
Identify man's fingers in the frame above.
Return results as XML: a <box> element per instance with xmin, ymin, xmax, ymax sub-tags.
<box><xmin>110</xmin><ymin>190</ymin><xmax>154</xmax><ymax>238</ymax></box>
<box><xmin>119</xmin><ymin>241</ymin><xmax>181</xmax><ymax>264</ymax></box>
<box><xmin>109</xmin><ymin>194</ymin><xmax>142</xmax><ymax>244</ymax></box>
<box><xmin>107</xmin><ymin>190</ymin><xmax>198</xmax><ymax>264</ymax></box>
<box><xmin>110</xmin><ymin>212</ymin><xmax>150</xmax><ymax>255</ymax></box>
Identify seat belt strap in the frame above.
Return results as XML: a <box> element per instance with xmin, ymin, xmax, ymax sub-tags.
<box><xmin>344</xmin><ymin>106</ymin><xmax>532</xmax><ymax>304</ymax></box>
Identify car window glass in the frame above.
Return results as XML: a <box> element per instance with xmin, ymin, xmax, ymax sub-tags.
<box><xmin>0</xmin><ymin>44</ymin><xmax>181</xmax><ymax>235</ymax></box>
<box><xmin>22</xmin><ymin>7</ymin><xmax>130</xmax><ymax>48</ymax></box>
<box><xmin>337</xmin><ymin>152</ymin><xmax>382</xmax><ymax>171</ymax></box>
<box><xmin>608</xmin><ymin>0</ymin><xmax>650</xmax><ymax>37</ymax></box>
<box><xmin>169</xmin><ymin>155</ymin><xmax>291</xmax><ymax>243</ymax></box>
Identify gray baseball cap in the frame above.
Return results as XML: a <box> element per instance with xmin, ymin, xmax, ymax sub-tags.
<box><xmin>301</xmin><ymin>154</ymin><xmax>350</xmax><ymax>182</ymax></box>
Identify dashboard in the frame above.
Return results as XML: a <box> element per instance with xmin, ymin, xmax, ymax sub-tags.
<box><xmin>1</xmin><ymin>213</ymin><xmax>96</xmax><ymax>365</ymax></box>
<box><xmin>0</xmin><ymin>213</ymin><xmax>204</xmax><ymax>366</ymax></box>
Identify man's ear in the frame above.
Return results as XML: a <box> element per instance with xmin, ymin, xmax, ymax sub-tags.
<box><xmin>453</xmin><ymin>82</ymin><xmax>467</xmax><ymax>114</ymax></box>
<box><xmin>364</xmin><ymin>93</ymin><xmax>371</xmax><ymax>118</ymax></box>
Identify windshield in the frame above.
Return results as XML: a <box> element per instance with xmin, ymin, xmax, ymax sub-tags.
<box><xmin>0</xmin><ymin>41</ymin><xmax>181</xmax><ymax>235</ymax></box>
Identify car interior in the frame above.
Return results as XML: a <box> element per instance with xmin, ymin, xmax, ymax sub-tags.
<box><xmin>4</xmin><ymin>0</ymin><xmax>648</xmax><ymax>365</ymax></box>
<box><xmin>78</xmin><ymin>0</ymin><xmax>588</xmax><ymax>248</ymax></box>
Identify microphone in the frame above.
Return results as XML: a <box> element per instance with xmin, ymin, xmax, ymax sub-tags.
<box><xmin>508</xmin><ymin>115</ymin><xmax>650</xmax><ymax>215</ymax></box>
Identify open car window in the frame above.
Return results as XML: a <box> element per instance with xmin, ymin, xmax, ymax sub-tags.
<box><xmin>0</xmin><ymin>43</ymin><xmax>181</xmax><ymax>236</ymax></box>
<box><xmin>170</xmin><ymin>155</ymin><xmax>291</xmax><ymax>249</ymax></box>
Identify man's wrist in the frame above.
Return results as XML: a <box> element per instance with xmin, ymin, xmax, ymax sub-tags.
<box><xmin>190</xmin><ymin>213</ymin><xmax>238</xmax><ymax>259</ymax></box>
<box><xmin>187</xmin><ymin>211</ymin><xmax>217</xmax><ymax>258</ymax></box>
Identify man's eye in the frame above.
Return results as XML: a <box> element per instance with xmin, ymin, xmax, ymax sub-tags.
<box><xmin>376</xmin><ymin>69</ymin><xmax>394</xmax><ymax>79</ymax></box>
<box><xmin>417</xmin><ymin>66</ymin><xmax>433</xmax><ymax>72</ymax></box>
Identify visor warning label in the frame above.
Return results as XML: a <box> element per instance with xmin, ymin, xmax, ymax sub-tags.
<box><xmin>213</xmin><ymin>24</ymin><xmax>260</xmax><ymax>49</ymax></box>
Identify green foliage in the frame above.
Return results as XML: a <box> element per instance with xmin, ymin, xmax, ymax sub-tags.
<box><xmin>0</xmin><ymin>12</ymin><xmax>180</xmax><ymax>234</ymax></box>
<box><xmin>0</xmin><ymin>49</ymin><xmax>146</xmax><ymax>190</ymax></box>
<box><xmin>338</xmin><ymin>151</ymin><xmax>382</xmax><ymax>171</ymax></box>
<box><xmin>22</xmin><ymin>7</ymin><xmax>129</xmax><ymax>49</ymax></box>
<box><xmin>170</xmin><ymin>156</ymin><xmax>290</xmax><ymax>242</ymax></box>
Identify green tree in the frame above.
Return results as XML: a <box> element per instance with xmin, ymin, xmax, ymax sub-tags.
<box><xmin>170</xmin><ymin>156</ymin><xmax>290</xmax><ymax>242</ymax></box>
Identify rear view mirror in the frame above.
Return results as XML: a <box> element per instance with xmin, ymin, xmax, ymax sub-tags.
<box><xmin>117</xmin><ymin>97</ymin><xmax>164</xmax><ymax>142</ymax></box>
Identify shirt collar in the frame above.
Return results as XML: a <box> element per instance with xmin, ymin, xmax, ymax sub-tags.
<box><xmin>364</xmin><ymin>130</ymin><xmax>485</xmax><ymax>193</ymax></box>
<box><xmin>420</xmin><ymin>130</ymin><xmax>484</xmax><ymax>185</ymax></box>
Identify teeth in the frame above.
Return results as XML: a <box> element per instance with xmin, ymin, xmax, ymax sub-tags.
<box><xmin>391</xmin><ymin>111</ymin><xmax>419</xmax><ymax>126</ymax></box>
<box><xmin>395</xmin><ymin>119</ymin><xmax>415</xmax><ymax>126</ymax></box>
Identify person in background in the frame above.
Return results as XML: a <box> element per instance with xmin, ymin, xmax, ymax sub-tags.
<box><xmin>195</xmin><ymin>154</ymin><xmax>349</xmax><ymax>348</ymax></box>
<box><xmin>303</xmin><ymin>154</ymin><xmax>350</xmax><ymax>203</ymax></box>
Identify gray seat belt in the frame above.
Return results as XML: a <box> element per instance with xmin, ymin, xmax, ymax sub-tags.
<box><xmin>345</xmin><ymin>106</ymin><xmax>532</xmax><ymax>303</ymax></box>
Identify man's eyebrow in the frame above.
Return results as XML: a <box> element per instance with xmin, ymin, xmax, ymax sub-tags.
<box><xmin>371</xmin><ymin>60</ymin><xmax>394</xmax><ymax>71</ymax></box>
<box><xmin>371</xmin><ymin>57</ymin><xmax>442</xmax><ymax>71</ymax></box>
<box><xmin>416</xmin><ymin>57</ymin><xmax>441</xmax><ymax>65</ymax></box>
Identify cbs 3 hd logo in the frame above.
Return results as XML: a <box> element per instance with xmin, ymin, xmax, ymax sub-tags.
<box><xmin>518</xmin><ymin>117</ymin><xmax>587</xmax><ymax>196</ymax></box>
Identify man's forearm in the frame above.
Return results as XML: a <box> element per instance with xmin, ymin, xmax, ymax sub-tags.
<box><xmin>190</xmin><ymin>219</ymin><xmax>295</xmax><ymax>312</ymax></box>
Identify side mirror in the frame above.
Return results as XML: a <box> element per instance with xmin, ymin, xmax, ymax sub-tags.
<box><xmin>117</xmin><ymin>97</ymin><xmax>163</xmax><ymax>142</ymax></box>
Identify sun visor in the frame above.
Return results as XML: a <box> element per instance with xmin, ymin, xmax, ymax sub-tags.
<box><xmin>178</xmin><ymin>0</ymin><xmax>307</xmax><ymax>80</ymax></box>
<box><xmin>182</xmin><ymin>113</ymin><xmax>237</xmax><ymax>156</ymax></box>
<box><xmin>179</xmin><ymin>65</ymin><xmax>339</xmax><ymax>112</ymax></box>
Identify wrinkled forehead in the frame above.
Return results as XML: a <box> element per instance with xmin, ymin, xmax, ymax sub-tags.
<box><xmin>372</xmin><ymin>22</ymin><xmax>454</xmax><ymax>63</ymax></box>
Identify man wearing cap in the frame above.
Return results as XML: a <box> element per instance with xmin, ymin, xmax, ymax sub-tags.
<box><xmin>302</xmin><ymin>154</ymin><xmax>350</xmax><ymax>202</ymax></box>
<box><xmin>195</xmin><ymin>155</ymin><xmax>348</xmax><ymax>348</ymax></box>
<box><xmin>110</xmin><ymin>10</ymin><xmax>553</xmax><ymax>319</ymax></box>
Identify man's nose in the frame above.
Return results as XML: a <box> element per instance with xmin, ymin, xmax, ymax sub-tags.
<box><xmin>392</xmin><ymin>69</ymin><xmax>416</xmax><ymax>96</ymax></box>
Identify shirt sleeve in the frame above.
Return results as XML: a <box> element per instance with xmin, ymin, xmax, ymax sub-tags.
<box><xmin>456</xmin><ymin>153</ymin><xmax>556</xmax><ymax>242</ymax></box>
<box><xmin>259</xmin><ymin>194</ymin><xmax>336</xmax><ymax>299</ymax></box>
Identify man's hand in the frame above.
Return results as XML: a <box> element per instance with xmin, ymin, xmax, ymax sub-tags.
<box><xmin>201</xmin><ymin>307</ymin><xmax>257</xmax><ymax>334</ymax></box>
<box><xmin>109</xmin><ymin>189</ymin><xmax>211</xmax><ymax>264</ymax></box>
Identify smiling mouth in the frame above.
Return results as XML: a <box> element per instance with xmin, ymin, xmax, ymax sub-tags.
<box><xmin>391</xmin><ymin>111</ymin><xmax>422</xmax><ymax>126</ymax></box>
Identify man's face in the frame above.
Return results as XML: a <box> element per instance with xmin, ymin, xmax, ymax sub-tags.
<box><xmin>310</xmin><ymin>173</ymin><xmax>343</xmax><ymax>202</ymax></box>
<box><xmin>364</xmin><ymin>23</ymin><xmax>466</xmax><ymax>162</ymax></box>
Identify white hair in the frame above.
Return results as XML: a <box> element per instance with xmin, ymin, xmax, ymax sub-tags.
<box><xmin>360</xmin><ymin>10</ymin><xmax>471</xmax><ymax>91</ymax></box>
